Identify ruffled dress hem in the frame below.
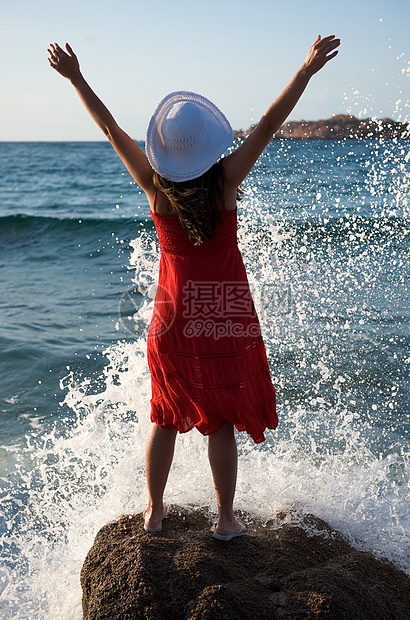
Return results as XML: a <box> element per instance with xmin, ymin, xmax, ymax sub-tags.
<box><xmin>147</xmin><ymin>198</ymin><xmax>277</xmax><ymax>444</ymax></box>
<box><xmin>150</xmin><ymin>395</ymin><xmax>277</xmax><ymax>444</ymax></box>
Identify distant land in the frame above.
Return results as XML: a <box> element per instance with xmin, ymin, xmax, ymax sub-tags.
<box><xmin>233</xmin><ymin>114</ymin><xmax>410</xmax><ymax>140</ymax></box>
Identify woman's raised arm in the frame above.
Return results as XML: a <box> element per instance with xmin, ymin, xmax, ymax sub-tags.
<box><xmin>222</xmin><ymin>35</ymin><xmax>340</xmax><ymax>189</ymax></box>
<box><xmin>47</xmin><ymin>43</ymin><xmax>155</xmax><ymax>196</ymax></box>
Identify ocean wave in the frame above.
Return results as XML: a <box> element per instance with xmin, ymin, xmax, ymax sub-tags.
<box><xmin>0</xmin><ymin>212</ymin><xmax>150</xmax><ymax>228</ymax></box>
<box><xmin>0</xmin><ymin>211</ymin><xmax>408</xmax><ymax>242</ymax></box>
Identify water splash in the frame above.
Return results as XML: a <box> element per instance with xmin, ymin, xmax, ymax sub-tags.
<box><xmin>1</xmin><ymin>126</ymin><xmax>410</xmax><ymax>619</ymax></box>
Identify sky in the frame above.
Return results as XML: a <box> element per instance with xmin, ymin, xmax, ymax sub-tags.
<box><xmin>1</xmin><ymin>0</ymin><xmax>409</xmax><ymax>141</ymax></box>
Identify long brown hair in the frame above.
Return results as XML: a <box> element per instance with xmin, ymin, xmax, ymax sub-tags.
<box><xmin>153</xmin><ymin>162</ymin><xmax>241</xmax><ymax>246</ymax></box>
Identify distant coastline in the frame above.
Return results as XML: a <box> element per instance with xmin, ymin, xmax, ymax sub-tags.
<box><xmin>234</xmin><ymin>114</ymin><xmax>410</xmax><ymax>140</ymax></box>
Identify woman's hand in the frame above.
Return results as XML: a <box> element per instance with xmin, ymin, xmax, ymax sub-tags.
<box><xmin>47</xmin><ymin>42</ymin><xmax>81</xmax><ymax>82</ymax></box>
<box><xmin>47</xmin><ymin>40</ymin><xmax>155</xmax><ymax>195</ymax></box>
<box><xmin>222</xmin><ymin>34</ymin><xmax>340</xmax><ymax>188</ymax></box>
<box><xmin>302</xmin><ymin>35</ymin><xmax>340</xmax><ymax>78</ymax></box>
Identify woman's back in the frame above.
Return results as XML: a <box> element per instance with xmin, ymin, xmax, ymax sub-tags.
<box><xmin>152</xmin><ymin>182</ymin><xmax>238</xmax><ymax>216</ymax></box>
<box><xmin>148</xmin><ymin>190</ymin><xmax>277</xmax><ymax>443</ymax></box>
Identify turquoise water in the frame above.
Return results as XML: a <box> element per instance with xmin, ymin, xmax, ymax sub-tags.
<box><xmin>0</xmin><ymin>138</ymin><xmax>409</xmax><ymax>618</ymax></box>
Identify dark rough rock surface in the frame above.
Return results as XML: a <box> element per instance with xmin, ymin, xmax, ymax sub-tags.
<box><xmin>233</xmin><ymin>114</ymin><xmax>410</xmax><ymax>141</ymax></box>
<box><xmin>81</xmin><ymin>507</ymin><xmax>410</xmax><ymax>620</ymax></box>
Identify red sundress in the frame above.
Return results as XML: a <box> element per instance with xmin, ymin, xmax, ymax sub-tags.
<box><xmin>147</xmin><ymin>193</ymin><xmax>277</xmax><ymax>443</ymax></box>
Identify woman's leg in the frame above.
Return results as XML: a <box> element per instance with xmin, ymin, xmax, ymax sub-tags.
<box><xmin>144</xmin><ymin>422</ymin><xmax>177</xmax><ymax>529</ymax></box>
<box><xmin>208</xmin><ymin>423</ymin><xmax>243</xmax><ymax>535</ymax></box>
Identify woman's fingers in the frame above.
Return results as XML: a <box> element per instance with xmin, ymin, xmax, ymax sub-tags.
<box><xmin>53</xmin><ymin>42</ymin><xmax>65</xmax><ymax>54</ymax></box>
<box><xmin>314</xmin><ymin>36</ymin><xmax>340</xmax><ymax>62</ymax></box>
<box><xmin>47</xmin><ymin>41</ymin><xmax>80</xmax><ymax>78</ymax></box>
<box><xmin>316</xmin><ymin>34</ymin><xmax>336</xmax><ymax>45</ymax></box>
<box><xmin>316</xmin><ymin>35</ymin><xmax>340</xmax><ymax>55</ymax></box>
<box><xmin>48</xmin><ymin>44</ymin><xmax>60</xmax><ymax>59</ymax></box>
<box><xmin>65</xmin><ymin>42</ymin><xmax>75</xmax><ymax>57</ymax></box>
<box><xmin>47</xmin><ymin>46</ymin><xmax>58</xmax><ymax>66</ymax></box>
<box><xmin>303</xmin><ymin>34</ymin><xmax>340</xmax><ymax>75</ymax></box>
<box><xmin>48</xmin><ymin>43</ymin><xmax>67</xmax><ymax>61</ymax></box>
<box><xmin>326</xmin><ymin>50</ymin><xmax>339</xmax><ymax>61</ymax></box>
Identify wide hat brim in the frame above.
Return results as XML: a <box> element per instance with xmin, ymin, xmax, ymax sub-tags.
<box><xmin>146</xmin><ymin>91</ymin><xmax>233</xmax><ymax>182</ymax></box>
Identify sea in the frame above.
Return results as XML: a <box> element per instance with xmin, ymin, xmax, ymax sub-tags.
<box><xmin>0</xmin><ymin>134</ymin><xmax>409</xmax><ymax>618</ymax></box>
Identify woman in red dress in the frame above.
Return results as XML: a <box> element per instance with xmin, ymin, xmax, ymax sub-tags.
<box><xmin>48</xmin><ymin>35</ymin><xmax>340</xmax><ymax>540</ymax></box>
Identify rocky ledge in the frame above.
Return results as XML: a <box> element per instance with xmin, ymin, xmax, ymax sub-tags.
<box><xmin>233</xmin><ymin>115</ymin><xmax>410</xmax><ymax>140</ymax></box>
<box><xmin>81</xmin><ymin>506</ymin><xmax>410</xmax><ymax>619</ymax></box>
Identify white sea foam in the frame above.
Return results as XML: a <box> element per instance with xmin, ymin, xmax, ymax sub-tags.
<box><xmin>1</xmin><ymin>333</ymin><xmax>408</xmax><ymax>619</ymax></box>
<box><xmin>1</xmin><ymin>124</ymin><xmax>409</xmax><ymax>619</ymax></box>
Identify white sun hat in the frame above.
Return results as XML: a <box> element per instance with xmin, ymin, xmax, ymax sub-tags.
<box><xmin>146</xmin><ymin>91</ymin><xmax>233</xmax><ymax>182</ymax></box>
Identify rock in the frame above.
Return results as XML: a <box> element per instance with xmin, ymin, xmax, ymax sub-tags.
<box><xmin>233</xmin><ymin>115</ymin><xmax>410</xmax><ymax>141</ymax></box>
<box><xmin>81</xmin><ymin>507</ymin><xmax>410</xmax><ymax>620</ymax></box>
